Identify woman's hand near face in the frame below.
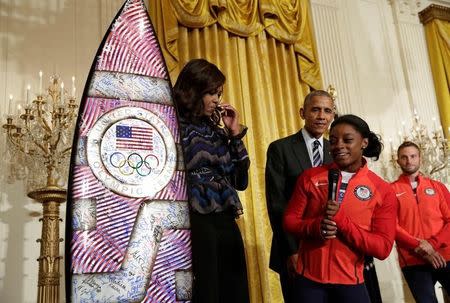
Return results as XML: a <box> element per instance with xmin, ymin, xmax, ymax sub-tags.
<box><xmin>221</xmin><ymin>104</ymin><xmax>240</xmax><ymax>136</ymax></box>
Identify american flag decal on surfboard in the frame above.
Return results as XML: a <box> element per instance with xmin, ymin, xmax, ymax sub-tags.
<box><xmin>66</xmin><ymin>0</ymin><xmax>192</xmax><ymax>302</ymax></box>
<box><xmin>116</xmin><ymin>125</ymin><xmax>154</xmax><ymax>151</ymax></box>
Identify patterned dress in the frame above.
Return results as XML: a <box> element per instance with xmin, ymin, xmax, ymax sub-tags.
<box><xmin>180</xmin><ymin>117</ymin><xmax>251</xmax><ymax>303</ymax></box>
<box><xmin>180</xmin><ymin>118</ymin><xmax>250</xmax><ymax>216</ymax></box>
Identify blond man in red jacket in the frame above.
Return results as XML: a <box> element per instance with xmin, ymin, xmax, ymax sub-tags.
<box><xmin>391</xmin><ymin>141</ymin><xmax>450</xmax><ymax>303</ymax></box>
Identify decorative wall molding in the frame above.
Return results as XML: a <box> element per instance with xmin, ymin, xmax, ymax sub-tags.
<box><xmin>396</xmin><ymin>22</ymin><xmax>439</xmax><ymax>122</ymax></box>
<box><xmin>310</xmin><ymin>0</ymin><xmax>339</xmax><ymax>9</ymax></box>
<box><xmin>391</xmin><ymin>1</ymin><xmax>441</xmax><ymax>126</ymax></box>
<box><xmin>389</xmin><ymin>0</ymin><xmax>424</xmax><ymax>24</ymax></box>
<box><xmin>419</xmin><ymin>4</ymin><xmax>450</xmax><ymax>23</ymax></box>
<box><xmin>310</xmin><ymin>1</ymin><xmax>363</xmax><ymax>116</ymax></box>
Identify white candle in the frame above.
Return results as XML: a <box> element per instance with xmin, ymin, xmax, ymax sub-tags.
<box><xmin>432</xmin><ymin>117</ymin><xmax>437</xmax><ymax>132</ymax></box>
<box><xmin>71</xmin><ymin>76</ymin><xmax>76</xmax><ymax>97</ymax></box>
<box><xmin>26</xmin><ymin>85</ymin><xmax>31</xmax><ymax>105</ymax></box>
<box><xmin>8</xmin><ymin>94</ymin><xmax>13</xmax><ymax>114</ymax></box>
<box><xmin>60</xmin><ymin>82</ymin><xmax>64</xmax><ymax>104</ymax></box>
<box><xmin>398</xmin><ymin>131</ymin><xmax>403</xmax><ymax>143</ymax></box>
<box><xmin>401</xmin><ymin>121</ymin><xmax>406</xmax><ymax>135</ymax></box>
<box><xmin>39</xmin><ymin>70</ymin><xmax>43</xmax><ymax>95</ymax></box>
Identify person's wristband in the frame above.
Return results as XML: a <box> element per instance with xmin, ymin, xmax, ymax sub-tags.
<box><xmin>230</xmin><ymin>124</ymin><xmax>248</xmax><ymax>140</ymax></box>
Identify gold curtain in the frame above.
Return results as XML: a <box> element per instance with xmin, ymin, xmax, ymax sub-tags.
<box><xmin>149</xmin><ymin>1</ymin><xmax>323</xmax><ymax>301</ymax></box>
<box><xmin>420</xmin><ymin>5</ymin><xmax>450</xmax><ymax>139</ymax></box>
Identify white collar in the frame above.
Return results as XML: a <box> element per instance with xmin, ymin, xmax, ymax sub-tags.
<box><xmin>301</xmin><ymin>128</ymin><xmax>324</xmax><ymax>147</ymax></box>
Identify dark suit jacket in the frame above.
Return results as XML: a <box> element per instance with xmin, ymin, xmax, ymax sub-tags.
<box><xmin>265</xmin><ymin>129</ymin><xmax>332</xmax><ymax>273</ymax></box>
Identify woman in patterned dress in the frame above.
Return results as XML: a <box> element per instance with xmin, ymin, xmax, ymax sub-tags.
<box><xmin>173</xmin><ymin>58</ymin><xmax>250</xmax><ymax>303</ymax></box>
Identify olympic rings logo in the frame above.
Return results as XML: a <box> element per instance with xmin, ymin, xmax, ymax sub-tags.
<box><xmin>109</xmin><ymin>152</ymin><xmax>160</xmax><ymax>176</ymax></box>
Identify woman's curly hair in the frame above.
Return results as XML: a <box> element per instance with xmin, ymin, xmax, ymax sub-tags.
<box><xmin>173</xmin><ymin>59</ymin><xmax>225</xmax><ymax>123</ymax></box>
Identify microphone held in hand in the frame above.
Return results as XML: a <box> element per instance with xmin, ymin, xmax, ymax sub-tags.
<box><xmin>328</xmin><ymin>169</ymin><xmax>339</xmax><ymax>201</ymax></box>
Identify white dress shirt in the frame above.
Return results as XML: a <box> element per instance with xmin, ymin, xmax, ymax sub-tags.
<box><xmin>301</xmin><ymin>128</ymin><xmax>324</xmax><ymax>166</ymax></box>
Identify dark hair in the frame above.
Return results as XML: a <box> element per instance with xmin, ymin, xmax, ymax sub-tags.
<box><xmin>330</xmin><ymin>114</ymin><xmax>383</xmax><ymax>160</ymax></box>
<box><xmin>173</xmin><ymin>59</ymin><xmax>225</xmax><ymax>122</ymax></box>
<box><xmin>303</xmin><ymin>90</ymin><xmax>334</xmax><ymax>110</ymax></box>
<box><xmin>397</xmin><ymin>141</ymin><xmax>420</xmax><ymax>157</ymax></box>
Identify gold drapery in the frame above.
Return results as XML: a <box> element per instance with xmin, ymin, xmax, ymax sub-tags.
<box><xmin>419</xmin><ymin>5</ymin><xmax>450</xmax><ymax>139</ymax></box>
<box><xmin>149</xmin><ymin>1</ymin><xmax>323</xmax><ymax>301</ymax></box>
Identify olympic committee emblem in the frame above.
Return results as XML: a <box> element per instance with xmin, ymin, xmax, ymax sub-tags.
<box><xmin>354</xmin><ymin>185</ymin><xmax>373</xmax><ymax>201</ymax></box>
<box><xmin>424</xmin><ymin>188</ymin><xmax>435</xmax><ymax>196</ymax></box>
<box><xmin>87</xmin><ymin>106</ymin><xmax>176</xmax><ymax>198</ymax></box>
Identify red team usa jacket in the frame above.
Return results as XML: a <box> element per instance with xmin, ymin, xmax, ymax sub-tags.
<box><xmin>283</xmin><ymin>162</ymin><xmax>398</xmax><ymax>285</ymax></box>
<box><xmin>391</xmin><ymin>174</ymin><xmax>450</xmax><ymax>267</ymax></box>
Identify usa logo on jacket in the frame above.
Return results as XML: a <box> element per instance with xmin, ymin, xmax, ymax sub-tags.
<box><xmin>354</xmin><ymin>185</ymin><xmax>373</xmax><ymax>201</ymax></box>
<box><xmin>424</xmin><ymin>188</ymin><xmax>436</xmax><ymax>196</ymax></box>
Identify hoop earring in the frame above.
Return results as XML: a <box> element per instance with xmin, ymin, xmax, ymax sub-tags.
<box><xmin>209</xmin><ymin>106</ymin><xmax>224</xmax><ymax>126</ymax></box>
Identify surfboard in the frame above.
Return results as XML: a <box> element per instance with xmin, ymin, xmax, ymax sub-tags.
<box><xmin>65</xmin><ymin>0</ymin><xmax>192</xmax><ymax>302</ymax></box>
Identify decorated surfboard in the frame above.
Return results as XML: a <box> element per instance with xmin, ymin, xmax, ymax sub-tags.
<box><xmin>65</xmin><ymin>0</ymin><xmax>192</xmax><ymax>302</ymax></box>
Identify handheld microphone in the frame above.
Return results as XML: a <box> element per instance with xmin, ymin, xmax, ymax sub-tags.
<box><xmin>328</xmin><ymin>169</ymin><xmax>339</xmax><ymax>201</ymax></box>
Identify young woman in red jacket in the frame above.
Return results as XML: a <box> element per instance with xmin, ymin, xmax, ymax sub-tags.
<box><xmin>283</xmin><ymin>114</ymin><xmax>398</xmax><ymax>302</ymax></box>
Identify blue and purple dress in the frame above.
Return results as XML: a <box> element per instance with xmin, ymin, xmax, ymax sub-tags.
<box><xmin>180</xmin><ymin>118</ymin><xmax>250</xmax><ymax>217</ymax></box>
<box><xmin>180</xmin><ymin>117</ymin><xmax>250</xmax><ymax>303</ymax></box>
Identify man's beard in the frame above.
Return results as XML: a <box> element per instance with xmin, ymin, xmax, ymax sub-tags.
<box><xmin>401</xmin><ymin>165</ymin><xmax>420</xmax><ymax>175</ymax></box>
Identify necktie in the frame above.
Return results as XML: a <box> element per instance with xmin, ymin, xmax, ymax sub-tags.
<box><xmin>312</xmin><ymin>140</ymin><xmax>322</xmax><ymax>167</ymax></box>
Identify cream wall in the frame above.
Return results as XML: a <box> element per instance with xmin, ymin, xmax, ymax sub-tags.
<box><xmin>310</xmin><ymin>0</ymin><xmax>448</xmax><ymax>302</ymax></box>
<box><xmin>0</xmin><ymin>0</ymin><xmax>448</xmax><ymax>302</ymax></box>
<box><xmin>0</xmin><ymin>1</ymin><xmax>123</xmax><ymax>302</ymax></box>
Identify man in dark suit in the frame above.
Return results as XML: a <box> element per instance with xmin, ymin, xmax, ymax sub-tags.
<box><xmin>265</xmin><ymin>90</ymin><xmax>335</xmax><ymax>302</ymax></box>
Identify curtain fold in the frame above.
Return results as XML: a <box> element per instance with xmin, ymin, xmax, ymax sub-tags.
<box><xmin>148</xmin><ymin>1</ymin><xmax>322</xmax><ymax>301</ymax></box>
<box><xmin>423</xmin><ymin>18</ymin><xmax>450</xmax><ymax>138</ymax></box>
<box><xmin>151</xmin><ymin>0</ymin><xmax>322</xmax><ymax>88</ymax></box>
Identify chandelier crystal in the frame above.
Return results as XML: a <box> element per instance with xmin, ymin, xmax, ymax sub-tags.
<box><xmin>388</xmin><ymin>113</ymin><xmax>449</xmax><ymax>184</ymax></box>
<box><xmin>3</xmin><ymin>74</ymin><xmax>78</xmax><ymax>191</ymax></box>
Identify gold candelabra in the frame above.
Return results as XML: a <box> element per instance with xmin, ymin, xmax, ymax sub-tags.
<box><xmin>389</xmin><ymin>113</ymin><xmax>449</xmax><ymax>184</ymax></box>
<box><xmin>327</xmin><ymin>84</ymin><xmax>337</xmax><ymax>102</ymax></box>
<box><xmin>2</xmin><ymin>73</ymin><xmax>78</xmax><ymax>303</ymax></box>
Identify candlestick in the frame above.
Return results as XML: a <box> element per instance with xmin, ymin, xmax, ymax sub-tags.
<box><xmin>26</xmin><ymin>85</ymin><xmax>31</xmax><ymax>106</ymax></box>
<box><xmin>39</xmin><ymin>71</ymin><xmax>43</xmax><ymax>95</ymax></box>
<box><xmin>8</xmin><ymin>94</ymin><xmax>13</xmax><ymax>114</ymax></box>
<box><xmin>432</xmin><ymin>117</ymin><xmax>437</xmax><ymax>132</ymax></box>
<box><xmin>60</xmin><ymin>82</ymin><xmax>64</xmax><ymax>104</ymax></box>
<box><xmin>71</xmin><ymin>76</ymin><xmax>76</xmax><ymax>97</ymax></box>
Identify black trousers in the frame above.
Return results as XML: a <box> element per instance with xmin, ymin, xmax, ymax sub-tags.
<box><xmin>364</xmin><ymin>256</ymin><xmax>382</xmax><ymax>303</ymax></box>
<box><xmin>190</xmin><ymin>211</ymin><xmax>249</xmax><ymax>303</ymax></box>
<box><xmin>292</xmin><ymin>274</ymin><xmax>371</xmax><ymax>303</ymax></box>
<box><xmin>281</xmin><ymin>256</ymin><xmax>381</xmax><ymax>303</ymax></box>
<box><xmin>279</xmin><ymin>265</ymin><xmax>295</xmax><ymax>303</ymax></box>
<box><xmin>402</xmin><ymin>262</ymin><xmax>450</xmax><ymax>303</ymax></box>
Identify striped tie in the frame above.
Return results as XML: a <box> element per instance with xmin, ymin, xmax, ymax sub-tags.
<box><xmin>312</xmin><ymin>140</ymin><xmax>322</xmax><ymax>167</ymax></box>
